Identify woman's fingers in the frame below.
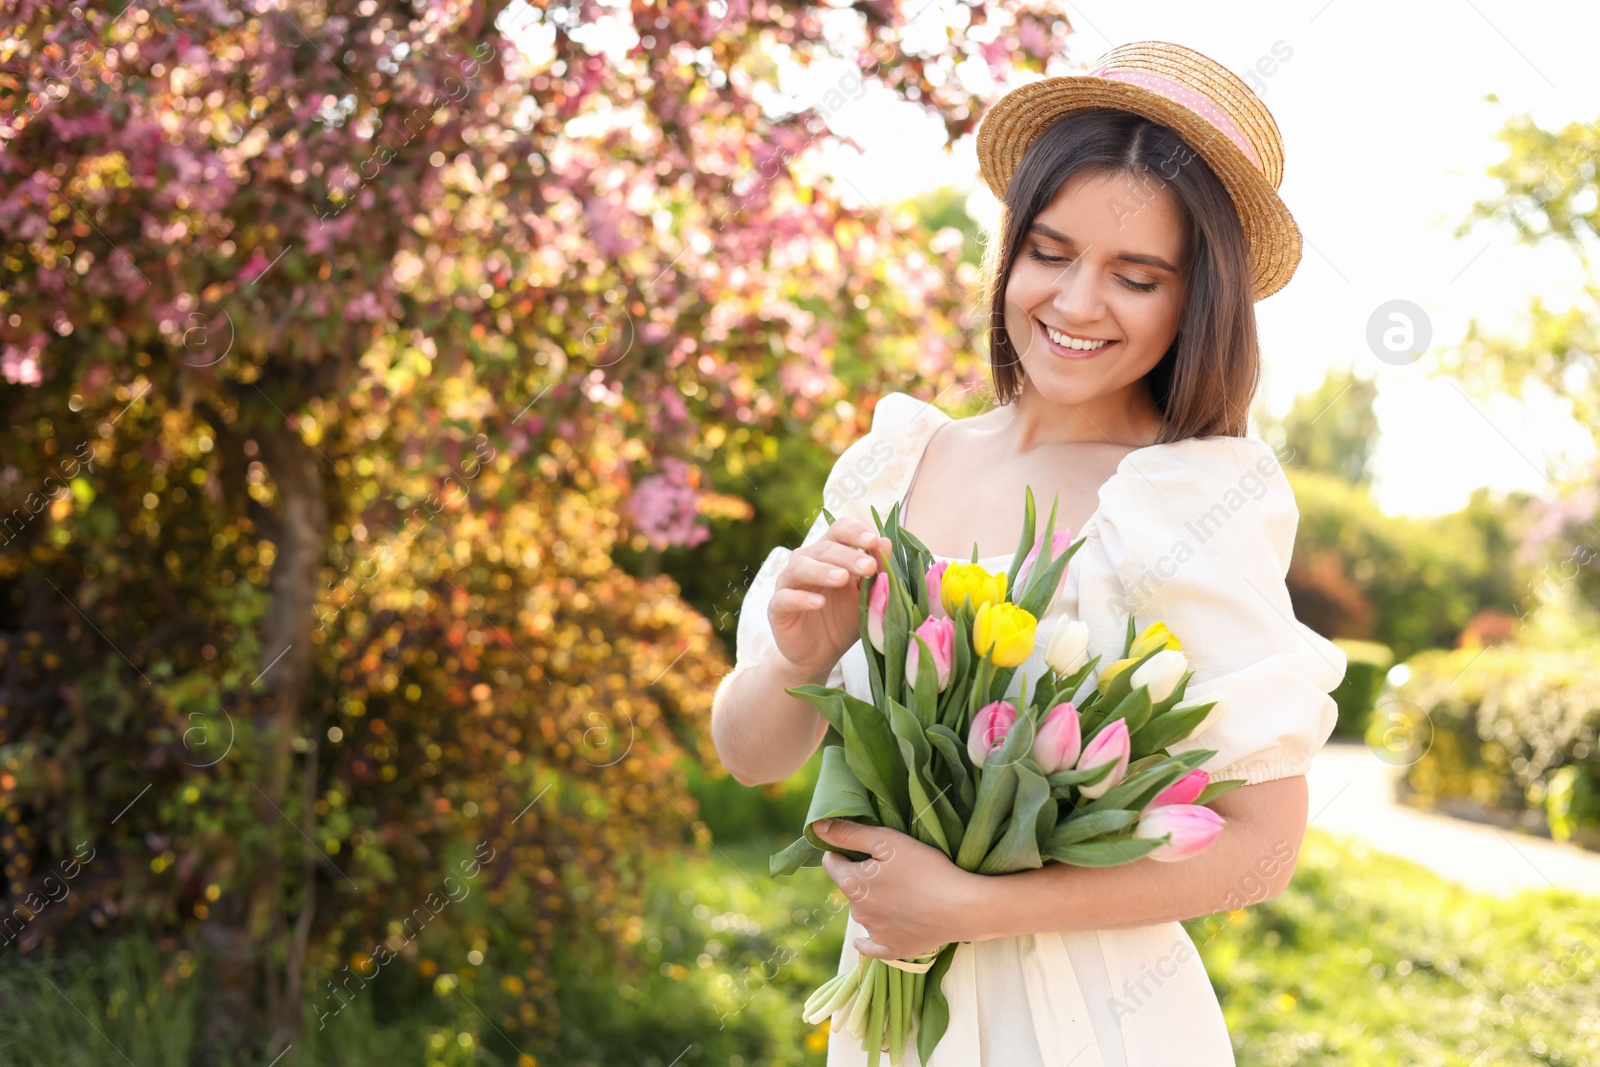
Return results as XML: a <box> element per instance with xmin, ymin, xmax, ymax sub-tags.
<box><xmin>824</xmin><ymin>518</ymin><xmax>881</xmax><ymax>552</ymax></box>
<box><xmin>771</xmin><ymin>586</ymin><xmax>828</xmax><ymax>612</ymax></box>
<box><xmin>782</xmin><ymin>555</ymin><xmax>868</xmax><ymax>592</ymax></box>
<box><xmin>803</xmin><ymin>540</ymin><xmax>882</xmax><ymax>575</ymax></box>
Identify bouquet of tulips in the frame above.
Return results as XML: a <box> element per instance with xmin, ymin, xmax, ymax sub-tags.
<box><xmin>770</xmin><ymin>489</ymin><xmax>1247</xmax><ymax>1066</ymax></box>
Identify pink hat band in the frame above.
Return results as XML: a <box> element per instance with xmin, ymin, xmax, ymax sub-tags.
<box><xmin>1088</xmin><ymin>65</ymin><xmax>1263</xmax><ymax>171</ymax></box>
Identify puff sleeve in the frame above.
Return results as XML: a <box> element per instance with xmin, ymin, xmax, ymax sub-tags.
<box><xmin>723</xmin><ymin>391</ymin><xmax>949</xmax><ymax>689</ymax></box>
<box><xmin>1084</xmin><ymin>437</ymin><xmax>1348</xmax><ymax>786</ymax></box>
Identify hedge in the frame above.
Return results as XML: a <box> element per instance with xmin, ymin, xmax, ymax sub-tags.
<box><xmin>1376</xmin><ymin>644</ymin><xmax>1600</xmax><ymax>848</ymax></box>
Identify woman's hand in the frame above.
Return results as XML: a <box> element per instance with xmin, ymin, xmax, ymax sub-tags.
<box><xmin>812</xmin><ymin>818</ymin><xmax>989</xmax><ymax>959</ymax></box>
<box><xmin>769</xmin><ymin>518</ymin><xmax>892</xmax><ymax>679</ymax></box>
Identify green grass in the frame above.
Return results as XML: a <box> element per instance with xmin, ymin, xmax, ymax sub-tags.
<box><xmin>2</xmin><ymin>827</ymin><xmax>1596</xmax><ymax>1065</ymax></box>
<box><xmin>1197</xmin><ymin>829</ymin><xmax>1600</xmax><ymax>1065</ymax></box>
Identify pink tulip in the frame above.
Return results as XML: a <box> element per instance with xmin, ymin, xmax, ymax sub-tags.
<box><xmin>1031</xmin><ymin>702</ymin><xmax>1082</xmax><ymax>774</ymax></box>
<box><xmin>1148</xmin><ymin>769</ymin><xmax>1209</xmax><ymax>810</ymax></box>
<box><xmin>1075</xmin><ymin>719</ymin><xmax>1131</xmax><ymax>799</ymax></box>
<box><xmin>1017</xmin><ymin>529</ymin><xmax>1074</xmax><ymax>604</ymax></box>
<box><xmin>906</xmin><ymin>616</ymin><xmax>955</xmax><ymax>691</ymax></box>
<box><xmin>1135</xmin><ymin>804</ymin><xmax>1226</xmax><ymax>862</ymax></box>
<box><xmin>867</xmin><ymin>572</ymin><xmax>888</xmax><ymax>653</ymax></box>
<box><xmin>925</xmin><ymin>560</ymin><xmax>950</xmax><ymax>620</ymax></box>
<box><xmin>967</xmin><ymin>701</ymin><xmax>1018</xmax><ymax>768</ymax></box>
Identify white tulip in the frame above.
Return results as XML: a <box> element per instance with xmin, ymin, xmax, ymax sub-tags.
<box><xmin>1130</xmin><ymin>648</ymin><xmax>1187</xmax><ymax>703</ymax></box>
<box><xmin>1044</xmin><ymin>618</ymin><xmax>1090</xmax><ymax>675</ymax></box>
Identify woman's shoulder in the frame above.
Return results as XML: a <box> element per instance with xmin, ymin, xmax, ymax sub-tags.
<box><xmin>1134</xmin><ymin>434</ymin><xmax>1284</xmax><ymax>479</ymax></box>
<box><xmin>1097</xmin><ymin>434</ymin><xmax>1297</xmax><ymax>566</ymax></box>
<box><xmin>867</xmin><ymin>390</ymin><xmax>954</xmax><ymax>439</ymax></box>
<box><xmin>1108</xmin><ymin>434</ymin><xmax>1290</xmax><ymax>506</ymax></box>
<box><xmin>819</xmin><ymin>391</ymin><xmax>951</xmax><ymax>522</ymax></box>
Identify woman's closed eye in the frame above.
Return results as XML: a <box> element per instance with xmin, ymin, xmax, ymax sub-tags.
<box><xmin>1026</xmin><ymin>248</ymin><xmax>1159</xmax><ymax>292</ymax></box>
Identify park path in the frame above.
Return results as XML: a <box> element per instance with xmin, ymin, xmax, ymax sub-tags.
<box><xmin>1304</xmin><ymin>739</ymin><xmax>1600</xmax><ymax>898</ymax></box>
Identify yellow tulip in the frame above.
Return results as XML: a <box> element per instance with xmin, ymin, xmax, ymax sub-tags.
<box><xmin>1096</xmin><ymin>655</ymin><xmax>1140</xmax><ymax>695</ymax></box>
<box><xmin>973</xmin><ymin>602</ymin><xmax>1038</xmax><ymax>668</ymax></box>
<box><xmin>1130</xmin><ymin>620</ymin><xmax>1181</xmax><ymax>659</ymax></box>
<box><xmin>941</xmin><ymin>562</ymin><xmax>1008</xmax><ymax>617</ymax></box>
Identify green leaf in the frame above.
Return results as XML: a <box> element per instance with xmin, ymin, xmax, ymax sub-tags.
<box><xmin>885</xmin><ymin>696</ymin><xmax>951</xmax><ymax>854</ymax></box>
<box><xmin>915</xmin><ymin>943</ymin><xmax>960</xmax><ymax>1065</ymax></box>
<box><xmin>884</xmin><ymin>568</ymin><xmax>909</xmax><ymax>699</ymax></box>
<box><xmin>1130</xmin><ymin>700</ymin><xmax>1218</xmax><ymax>755</ymax></box>
<box><xmin>954</xmin><ymin>760</ymin><xmax>1016</xmax><ymax>870</ymax></box>
<box><xmin>966</xmin><ymin>655</ymin><xmax>994</xmax><ymax>730</ymax></box>
<box><xmin>1044</xmin><ymin>760</ymin><xmax>1117</xmax><ymax>792</ymax></box>
<box><xmin>1124</xmin><ymin>753</ymin><xmax>1170</xmax><ymax>776</ymax></box>
<box><xmin>1048</xmin><ymin>655</ymin><xmax>1102</xmax><ymax>706</ymax></box>
<box><xmin>770</xmin><ymin>746</ymin><xmax>878</xmax><ymax>875</ymax></box>
<box><xmin>1045</xmin><ymin>834</ymin><xmax>1167</xmax><ymax>867</ymax></box>
<box><xmin>1107</xmin><ymin>686</ymin><xmax>1154</xmax><ymax>736</ymax></box>
<box><xmin>769</xmin><ymin>834</ymin><xmax>823</xmax><ymax>877</ymax></box>
<box><xmin>924</xmin><ymin>724</ymin><xmax>976</xmax><ymax>817</ymax></box>
<box><xmin>784</xmin><ymin>685</ymin><xmax>847</xmax><ymax>735</ymax></box>
<box><xmin>1005</xmin><ymin>486</ymin><xmax>1038</xmax><ymax>595</ymax></box>
<box><xmin>840</xmin><ymin>697</ymin><xmax>912</xmax><ymax>821</ymax></box>
<box><xmin>976</xmin><ymin>761</ymin><xmax>1052</xmax><ymax>873</ymax></box>
<box><xmin>1195</xmin><ymin>777</ymin><xmax>1248</xmax><ymax>805</ymax></box>
<box><xmin>911</xmin><ymin>632</ymin><xmax>939</xmax><ymax>730</ymax></box>
<box><xmin>1046</xmin><ymin>808</ymin><xmax>1139</xmax><ymax>849</ymax></box>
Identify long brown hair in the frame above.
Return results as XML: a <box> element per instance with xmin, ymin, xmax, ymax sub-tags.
<box><xmin>977</xmin><ymin>107</ymin><xmax>1259</xmax><ymax>442</ymax></box>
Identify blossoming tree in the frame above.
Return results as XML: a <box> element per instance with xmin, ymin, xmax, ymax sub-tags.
<box><xmin>0</xmin><ymin>0</ymin><xmax>1065</xmax><ymax>1057</ymax></box>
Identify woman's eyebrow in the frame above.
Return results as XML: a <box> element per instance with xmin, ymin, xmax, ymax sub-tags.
<box><xmin>1028</xmin><ymin>222</ymin><xmax>1179</xmax><ymax>273</ymax></box>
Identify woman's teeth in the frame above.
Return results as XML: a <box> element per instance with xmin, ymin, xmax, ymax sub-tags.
<box><xmin>1043</xmin><ymin>323</ymin><xmax>1113</xmax><ymax>351</ymax></box>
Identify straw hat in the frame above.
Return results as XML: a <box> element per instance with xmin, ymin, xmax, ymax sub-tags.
<box><xmin>976</xmin><ymin>41</ymin><xmax>1302</xmax><ymax>301</ymax></box>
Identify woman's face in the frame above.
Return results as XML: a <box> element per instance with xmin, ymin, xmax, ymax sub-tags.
<box><xmin>1001</xmin><ymin>168</ymin><xmax>1189</xmax><ymax>413</ymax></box>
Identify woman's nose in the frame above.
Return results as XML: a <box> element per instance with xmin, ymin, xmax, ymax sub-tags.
<box><xmin>1051</xmin><ymin>260</ymin><xmax>1106</xmax><ymax>323</ymax></box>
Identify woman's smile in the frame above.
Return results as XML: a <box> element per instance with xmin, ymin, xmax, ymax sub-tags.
<box><xmin>1036</xmin><ymin>317</ymin><xmax>1119</xmax><ymax>360</ymax></box>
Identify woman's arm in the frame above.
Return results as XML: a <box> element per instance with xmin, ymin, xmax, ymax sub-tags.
<box><xmin>966</xmin><ymin>775</ymin><xmax>1309</xmax><ymax>940</ymax></box>
<box><xmin>710</xmin><ymin>654</ymin><xmax>832</xmax><ymax>787</ymax></box>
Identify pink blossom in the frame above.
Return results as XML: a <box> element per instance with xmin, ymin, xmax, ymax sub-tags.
<box><xmin>924</xmin><ymin>560</ymin><xmax>950</xmax><ymax>619</ymax></box>
<box><xmin>967</xmin><ymin>701</ymin><xmax>1018</xmax><ymax>768</ymax></box>
<box><xmin>626</xmin><ymin>457</ymin><xmax>709</xmax><ymax>551</ymax></box>
<box><xmin>1135</xmin><ymin>804</ymin><xmax>1226</xmax><ymax>862</ymax></box>
<box><xmin>905</xmin><ymin>615</ymin><xmax>955</xmax><ymax>692</ymax></box>
<box><xmin>1148</xmin><ymin>769</ymin><xmax>1210</xmax><ymax>810</ymax></box>
<box><xmin>2</xmin><ymin>333</ymin><xmax>47</xmax><ymax>386</ymax></box>
<box><xmin>1031</xmin><ymin>702</ymin><xmax>1082</xmax><ymax>774</ymax></box>
<box><xmin>866</xmin><ymin>573</ymin><xmax>888</xmax><ymax>654</ymax></box>
<box><xmin>1076</xmin><ymin>719</ymin><xmax>1131</xmax><ymax>799</ymax></box>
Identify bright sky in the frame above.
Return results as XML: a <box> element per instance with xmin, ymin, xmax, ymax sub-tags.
<box><xmin>784</xmin><ymin>0</ymin><xmax>1600</xmax><ymax>517</ymax></box>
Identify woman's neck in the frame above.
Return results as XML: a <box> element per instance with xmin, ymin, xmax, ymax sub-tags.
<box><xmin>991</xmin><ymin>379</ymin><xmax>1165</xmax><ymax>455</ymax></box>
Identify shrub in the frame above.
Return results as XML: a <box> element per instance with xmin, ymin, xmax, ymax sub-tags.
<box><xmin>1287</xmin><ymin>470</ymin><xmax>1528</xmax><ymax>660</ymax></box>
<box><xmin>685</xmin><ymin>746</ymin><xmax>824</xmax><ymax>846</ymax></box>
<box><xmin>1381</xmin><ymin>645</ymin><xmax>1600</xmax><ymax>847</ymax></box>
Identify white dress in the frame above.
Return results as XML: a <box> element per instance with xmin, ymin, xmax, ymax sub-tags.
<box><xmin>722</xmin><ymin>392</ymin><xmax>1348</xmax><ymax>1067</ymax></box>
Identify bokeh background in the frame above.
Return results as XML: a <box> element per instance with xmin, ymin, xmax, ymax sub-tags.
<box><xmin>2</xmin><ymin>0</ymin><xmax>1599</xmax><ymax>1064</ymax></box>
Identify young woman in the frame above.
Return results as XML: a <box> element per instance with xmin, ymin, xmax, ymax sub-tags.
<box><xmin>712</xmin><ymin>41</ymin><xmax>1348</xmax><ymax>1066</ymax></box>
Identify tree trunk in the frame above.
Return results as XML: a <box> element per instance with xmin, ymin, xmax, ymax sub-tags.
<box><xmin>195</xmin><ymin>417</ymin><xmax>328</xmax><ymax>1063</ymax></box>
